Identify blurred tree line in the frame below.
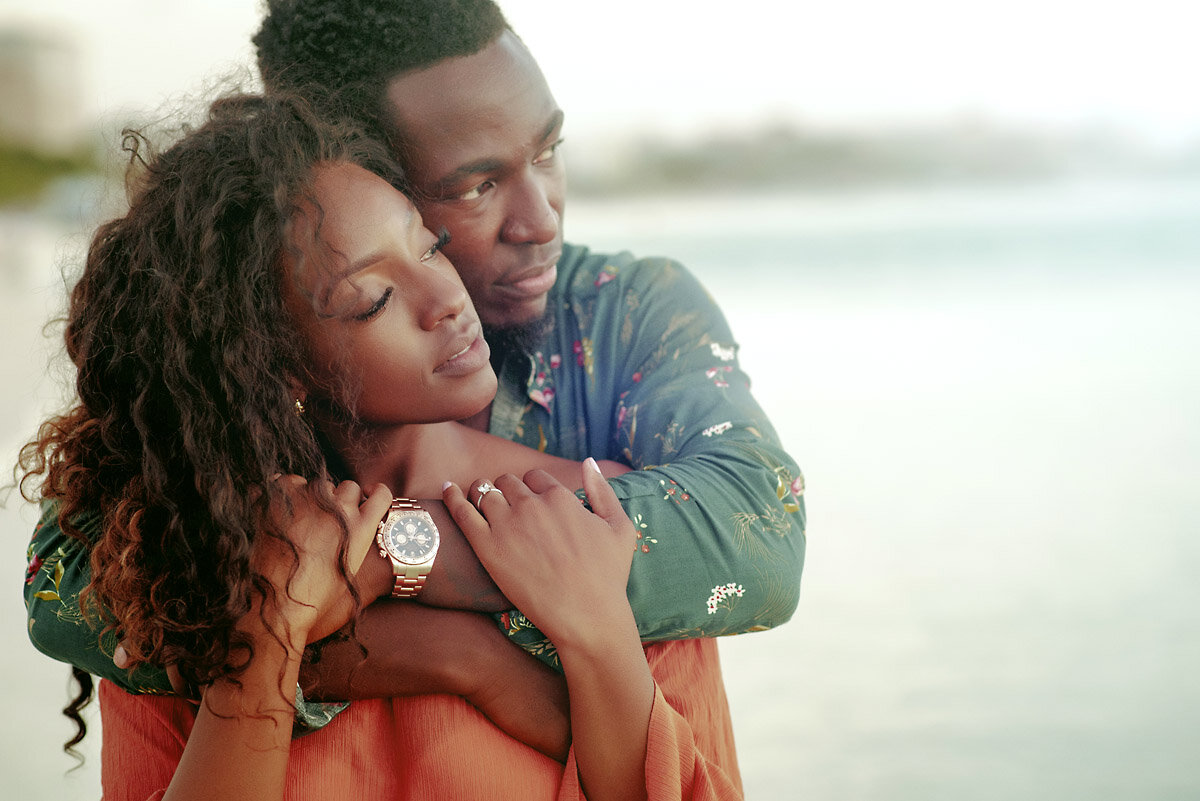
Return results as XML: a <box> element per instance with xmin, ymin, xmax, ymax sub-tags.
<box><xmin>0</xmin><ymin>141</ymin><xmax>97</xmax><ymax>207</ymax></box>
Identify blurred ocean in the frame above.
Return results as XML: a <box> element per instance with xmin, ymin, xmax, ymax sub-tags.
<box><xmin>3</xmin><ymin>176</ymin><xmax>1198</xmax><ymax>799</ymax></box>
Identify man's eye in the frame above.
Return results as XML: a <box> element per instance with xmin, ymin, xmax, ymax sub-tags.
<box><xmin>534</xmin><ymin>138</ymin><xmax>565</xmax><ymax>165</ymax></box>
<box><xmin>458</xmin><ymin>180</ymin><xmax>494</xmax><ymax>201</ymax></box>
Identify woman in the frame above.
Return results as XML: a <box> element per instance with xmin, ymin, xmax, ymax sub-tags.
<box><xmin>21</xmin><ymin>92</ymin><xmax>741</xmax><ymax>800</ymax></box>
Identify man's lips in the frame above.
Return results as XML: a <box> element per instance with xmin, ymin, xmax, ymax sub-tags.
<box><xmin>495</xmin><ymin>259</ymin><xmax>559</xmax><ymax>300</ymax></box>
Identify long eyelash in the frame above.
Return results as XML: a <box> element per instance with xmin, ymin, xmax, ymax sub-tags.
<box><xmin>354</xmin><ymin>287</ymin><xmax>393</xmax><ymax>321</ymax></box>
<box><xmin>432</xmin><ymin>227</ymin><xmax>451</xmax><ymax>253</ymax></box>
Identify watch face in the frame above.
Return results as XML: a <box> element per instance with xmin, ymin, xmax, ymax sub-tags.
<box><xmin>382</xmin><ymin>513</ymin><xmax>439</xmax><ymax>564</ymax></box>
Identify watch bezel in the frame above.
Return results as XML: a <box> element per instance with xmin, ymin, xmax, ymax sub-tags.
<box><xmin>378</xmin><ymin>509</ymin><xmax>440</xmax><ymax>565</ymax></box>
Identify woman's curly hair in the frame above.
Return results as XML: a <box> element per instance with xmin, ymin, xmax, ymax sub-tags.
<box><xmin>18</xmin><ymin>90</ymin><xmax>405</xmax><ymax>747</ymax></box>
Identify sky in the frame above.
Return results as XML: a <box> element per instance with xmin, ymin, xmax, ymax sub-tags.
<box><xmin>1</xmin><ymin>0</ymin><xmax>1199</xmax><ymax>148</ymax></box>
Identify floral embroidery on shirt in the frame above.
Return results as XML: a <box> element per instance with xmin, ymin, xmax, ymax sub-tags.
<box><xmin>594</xmin><ymin>264</ymin><xmax>619</xmax><ymax>287</ymax></box>
<box><xmin>632</xmin><ymin>513</ymin><xmax>658</xmax><ymax>554</ymax></box>
<box><xmin>706</xmin><ymin>582</ymin><xmax>746</xmax><ymax>615</ymax></box>
<box><xmin>710</xmin><ymin>343</ymin><xmax>736</xmax><ymax>361</ymax></box>
<box><xmin>28</xmin><ymin>543</ymin><xmax>66</xmax><ymax>603</ymax></box>
<box><xmin>654</xmin><ymin>421</ymin><xmax>685</xmax><ymax>457</ymax></box>
<box><xmin>774</xmin><ymin>466</ymin><xmax>805</xmax><ymax>514</ymax></box>
<box><xmin>25</xmin><ymin>553</ymin><xmax>43</xmax><ymax>586</ymax></box>
<box><xmin>660</xmin><ymin>478</ymin><xmax>692</xmax><ymax>505</ymax></box>
<box><xmin>615</xmin><ymin>394</ymin><xmax>642</xmax><ymax>466</ymax></box>
<box><xmin>500</xmin><ymin>611</ymin><xmax>560</xmax><ymax>668</ymax></box>
<box><xmin>572</xmin><ymin>338</ymin><xmax>594</xmax><ymax>377</ymax></box>
<box><xmin>528</xmin><ymin>352</ymin><xmax>559</xmax><ymax>412</ymax></box>
<box><xmin>705</xmin><ymin>365</ymin><xmax>732</xmax><ymax>388</ymax></box>
<box><xmin>730</xmin><ymin>507</ymin><xmax>793</xmax><ymax>560</ymax></box>
<box><xmin>702</xmin><ymin>421</ymin><xmax>732</xmax><ymax>437</ymax></box>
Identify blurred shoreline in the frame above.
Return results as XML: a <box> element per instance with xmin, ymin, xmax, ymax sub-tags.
<box><xmin>5</xmin><ymin>176</ymin><xmax>1199</xmax><ymax>800</ymax></box>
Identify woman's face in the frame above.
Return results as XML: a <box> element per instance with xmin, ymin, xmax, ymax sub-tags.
<box><xmin>285</xmin><ymin>161</ymin><xmax>497</xmax><ymax>426</ymax></box>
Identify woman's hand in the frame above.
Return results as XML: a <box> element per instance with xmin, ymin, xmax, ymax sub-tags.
<box><xmin>442</xmin><ymin>459</ymin><xmax>636</xmax><ymax>652</ymax></box>
<box><xmin>251</xmin><ymin>477</ymin><xmax>392</xmax><ymax>648</ymax></box>
<box><xmin>444</xmin><ymin>461</ymin><xmax>654</xmax><ymax>801</ymax></box>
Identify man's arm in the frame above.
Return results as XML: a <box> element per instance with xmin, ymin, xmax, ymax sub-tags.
<box><xmin>597</xmin><ymin>255</ymin><xmax>806</xmax><ymax>640</ymax></box>
<box><xmin>504</xmin><ymin>251</ymin><xmax>805</xmax><ymax>651</ymax></box>
<box><xmin>25</xmin><ymin>498</ymin><xmax>569</xmax><ymax>749</ymax></box>
<box><xmin>25</xmin><ymin>502</ymin><xmax>173</xmax><ymax>693</ymax></box>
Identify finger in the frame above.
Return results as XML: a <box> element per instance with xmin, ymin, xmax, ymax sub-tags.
<box><xmin>491</xmin><ymin>473</ymin><xmax>532</xmax><ymax>502</ymax></box>
<box><xmin>355</xmin><ymin>482</ymin><xmax>393</xmax><ymax>525</ymax></box>
<box><xmin>274</xmin><ymin>474</ymin><xmax>307</xmax><ymax>490</ymax></box>
<box><xmin>443</xmin><ymin>482</ymin><xmax>490</xmax><ymax>540</ymax></box>
<box><xmin>581</xmin><ymin>457</ymin><xmax>624</xmax><ymax>524</ymax></box>
<box><xmin>165</xmin><ymin>663</ymin><xmax>193</xmax><ymax>701</ymax></box>
<box><xmin>310</xmin><ymin>478</ymin><xmax>337</xmax><ymax>503</ymax></box>
<box><xmin>333</xmin><ymin>479</ymin><xmax>363</xmax><ymax>506</ymax></box>
<box><xmin>113</xmin><ymin>642</ymin><xmax>130</xmax><ymax>670</ymax></box>
<box><xmin>521</xmin><ymin>468</ymin><xmax>563</xmax><ymax>495</ymax></box>
<box><xmin>348</xmin><ymin>484</ymin><xmax>393</xmax><ymax>573</ymax></box>
<box><xmin>468</xmin><ymin>478</ymin><xmax>510</xmax><ymax>511</ymax></box>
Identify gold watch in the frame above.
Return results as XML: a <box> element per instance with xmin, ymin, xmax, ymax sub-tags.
<box><xmin>375</xmin><ymin>498</ymin><xmax>440</xmax><ymax>598</ymax></box>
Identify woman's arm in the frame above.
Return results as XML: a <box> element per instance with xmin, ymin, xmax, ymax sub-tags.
<box><xmin>145</xmin><ymin>479</ymin><xmax>388</xmax><ymax>801</ymax></box>
<box><xmin>445</xmin><ymin>461</ymin><xmax>653</xmax><ymax>801</ymax></box>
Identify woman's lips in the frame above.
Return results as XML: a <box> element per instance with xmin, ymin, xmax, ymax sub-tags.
<box><xmin>434</xmin><ymin>334</ymin><xmax>491</xmax><ymax>376</ymax></box>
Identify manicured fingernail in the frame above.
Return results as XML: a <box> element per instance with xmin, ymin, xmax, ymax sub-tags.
<box><xmin>442</xmin><ymin>481</ymin><xmax>453</xmax><ymax>492</ymax></box>
<box><xmin>585</xmin><ymin>457</ymin><xmax>601</xmax><ymax>474</ymax></box>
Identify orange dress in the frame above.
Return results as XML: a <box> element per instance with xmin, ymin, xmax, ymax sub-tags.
<box><xmin>100</xmin><ymin>638</ymin><xmax>744</xmax><ymax>800</ymax></box>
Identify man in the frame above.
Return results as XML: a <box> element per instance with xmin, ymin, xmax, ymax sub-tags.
<box><xmin>26</xmin><ymin>0</ymin><xmax>804</xmax><ymax>764</ymax></box>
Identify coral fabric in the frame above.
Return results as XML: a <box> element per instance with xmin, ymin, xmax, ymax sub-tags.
<box><xmin>100</xmin><ymin>638</ymin><xmax>743</xmax><ymax>800</ymax></box>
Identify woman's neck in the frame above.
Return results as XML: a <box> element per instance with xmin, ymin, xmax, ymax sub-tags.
<box><xmin>323</xmin><ymin>420</ymin><xmax>466</xmax><ymax>498</ymax></box>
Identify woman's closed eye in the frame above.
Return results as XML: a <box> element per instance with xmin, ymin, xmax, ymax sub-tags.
<box><xmin>421</xmin><ymin>228</ymin><xmax>452</xmax><ymax>263</ymax></box>
<box><xmin>354</xmin><ymin>287</ymin><xmax>393</xmax><ymax>321</ymax></box>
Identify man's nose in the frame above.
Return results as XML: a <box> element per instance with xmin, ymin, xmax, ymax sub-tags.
<box><xmin>499</xmin><ymin>168</ymin><xmax>560</xmax><ymax>245</ymax></box>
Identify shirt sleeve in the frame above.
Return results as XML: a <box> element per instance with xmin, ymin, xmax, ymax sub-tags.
<box><xmin>25</xmin><ymin>500</ymin><xmax>347</xmax><ymax>733</ymax></box>
<box><xmin>24</xmin><ymin>502</ymin><xmax>171</xmax><ymax>693</ymax></box>
<box><xmin>495</xmin><ymin>255</ymin><xmax>806</xmax><ymax>663</ymax></box>
<box><xmin>595</xmin><ymin>257</ymin><xmax>806</xmax><ymax>642</ymax></box>
<box><xmin>555</xmin><ymin>639</ymin><xmax>745</xmax><ymax>801</ymax></box>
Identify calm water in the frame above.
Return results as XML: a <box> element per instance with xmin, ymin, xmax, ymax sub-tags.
<box><xmin>4</xmin><ymin>177</ymin><xmax>1198</xmax><ymax>799</ymax></box>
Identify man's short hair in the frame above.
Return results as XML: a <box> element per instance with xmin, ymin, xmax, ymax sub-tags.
<box><xmin>253</xmin><ymin>0</ymin><xmax>510</xmax><ymax>136</ymax></box>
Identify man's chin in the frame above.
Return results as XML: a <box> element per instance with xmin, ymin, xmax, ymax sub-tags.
<box><xmin>483</xmin><ymin>310</ymin><xmax>553</xmax><ymax>362</ymax></box>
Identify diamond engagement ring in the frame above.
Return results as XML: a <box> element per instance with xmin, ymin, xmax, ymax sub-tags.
<box><xmin>475</xmin><ymin>481</ymin><xmax>504</xmax><ymax>507</ymax></box>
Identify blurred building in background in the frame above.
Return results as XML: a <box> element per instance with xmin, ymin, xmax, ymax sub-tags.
<box><xmin>0</xmin><ymin>24</ymin><xmax>84</xmax><ymax>154</ymax></box>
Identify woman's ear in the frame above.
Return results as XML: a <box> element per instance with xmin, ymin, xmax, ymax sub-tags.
<box><xmin>289</xmin><ymin>377</ymin><xmax>309</xmax><ymax>417</ymax></box>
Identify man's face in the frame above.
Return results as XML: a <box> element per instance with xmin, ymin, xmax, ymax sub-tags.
<box><xmin>383</xmin><ymin>31</ymin><xmax>565</xmax><ymax>330</ymax></box>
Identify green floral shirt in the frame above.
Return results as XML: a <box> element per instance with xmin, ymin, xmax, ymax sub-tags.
<box><xmin>24</xmin><ymin>242</ymin><xmax>806</xmax><ymax>729</ymax></box>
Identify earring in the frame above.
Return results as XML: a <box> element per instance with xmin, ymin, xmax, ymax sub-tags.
<box><xmin>294</xmin><ymin>398</ymin><xmax>306</xmax><ymax>417</ymax></box>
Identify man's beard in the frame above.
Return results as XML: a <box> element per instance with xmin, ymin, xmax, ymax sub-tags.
<box><xmin>483</xmin><ymin>311</ymin><xmax>554</xmax><ymax>368</ymax></box>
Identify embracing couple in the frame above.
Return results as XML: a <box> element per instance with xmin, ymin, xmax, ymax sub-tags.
<box><xmin>21</xmin><ymin>2</ymin><xmax>805</xmax><ymax>799</ymax></box>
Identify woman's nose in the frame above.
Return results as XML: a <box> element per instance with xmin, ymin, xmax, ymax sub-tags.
<box><xmin>415</xmin><ymin>268</ymin><xmax>469</xmax><ymax>330</ymax></box>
